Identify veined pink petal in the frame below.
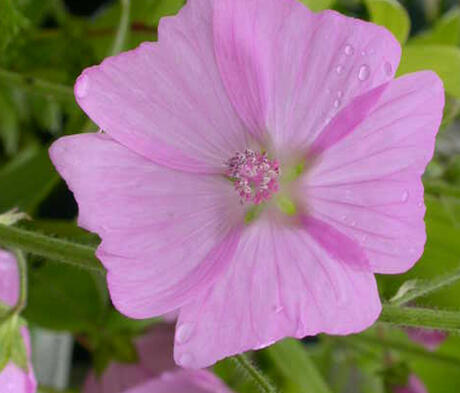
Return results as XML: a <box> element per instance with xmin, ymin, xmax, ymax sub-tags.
<box><xmin>302</xmin><ymin>72</ymin><xmax>444</xmax><ymax>274</ymax></box>
<box><xmin>49</xmin><ymin>133</ymin><xmax>244</xmax><ymax>318</ymax></box>
<box><xmin>174</xmin><ymin>216</ymin><xmax>380</xmax><ymax>368</ymax></box>
<box><xmin>213</xmin><ymin>0</ymin><xmax>401</xmax><ymax>150</ymax></box>
<box><xmin>0</xmin><ymin>249</ymin><xmax>19</xmax><ymax>307</ymax></box>
<box><xmin>123</xmin><ymin>371</ymin><xmax>233</xmax><ymax>393</ymax></box>
<box><xmin>74</xmin><ymin>0</ymin><xmax>249</xmax><ymax>173</ymax></box>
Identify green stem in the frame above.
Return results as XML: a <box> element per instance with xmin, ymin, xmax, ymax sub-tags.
<box><xmin>380</xmin><ymin>305</ymin><xmax>460</xmax><ymax>332</ymax></box>
<box><xmin>109</xmin><ymin>0</ymin><xmax>131</xmax><ymax>56</ymax></box>
<box><xmin>231</xmin><ymin>354</ymin><xmax>277</xmax><ymax>393</ymax></box>
<box><xmin>391</xmin><ymin>266</ymin><xmax>460</xmax><ymax>306</ymax></box>
<box><xmin>0</xmin><ymin>68</ymin><xmax>73</xmax><ymax>100</ymax></box>
<box><xmin>349</xmin><ymin>333</ymin><xmax>460</xmax><ymax>367</ymax></box>
<box><xmin>0</xmin><ymin>224</ymin><xmax>103</xmax><ymax>272</ymax></box>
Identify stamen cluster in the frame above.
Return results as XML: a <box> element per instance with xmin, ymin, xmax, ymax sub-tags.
<box><xmin>226</xmin><ymin>149</ymin><xmax>280</xmax><ymax>205</ymax></box>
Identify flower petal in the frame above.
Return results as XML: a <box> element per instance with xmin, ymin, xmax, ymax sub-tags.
<box><xmin>49</xmin><ymin>133</ymin><xmax>243</xmax><ymax>318</ymax></box>
<box><xmin>302</xmin><ymin>72</ymin><xmax>444</xmax><ymax>274</ymax></box>
<box><xmin>123</xmin><ymin>371</ymin><xmax>233</xmax><ymax>393</ymax></box>
<box><xmin>213</xmin><ymin>0</ymin><xmax>401</xmax><ymax>149</ymax></box>
<box><xmin>174</xmin><ymin>216</ymin><xmax>380</xmax><ymax>368</ymax></box>
<box><xmin>83</xmin><ymin>365</ymin><xmax>150</xmax><ymax>393</ymax></box>
<box><xmin>75</xmin><ymin>0</ymin><xmax>248</xmax><ymax>173</ymax></box>
<box><xmin>0</xmin><ymin>249</ymin><xmax>19</xmax><ymax>307</ymax></box>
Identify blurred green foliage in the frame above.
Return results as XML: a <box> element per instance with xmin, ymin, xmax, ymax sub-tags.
<box><xmin>0</xmin><ymin>0</ymin><xmax>460</xmax><ymax>392</ymax></box>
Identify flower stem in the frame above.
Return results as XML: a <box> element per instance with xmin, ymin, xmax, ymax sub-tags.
<box><xmin>348</xmin><ymin>333</ymin><xmax>460</xmax><ymax>367</ymax></box>
<box><xmin>231</xmin><ymin>354</ymin><xmax>277</xmax><ymax>393</ymax></box>
<box><xmin>391</xmin><ymin>265</ymin><xmax>460</xmax><ymax>306</ymax></box>
<box><xmin>0</xmin><ymin>224</ymin><xmax>103</xmax><ymax>273</ymax></box>
<box><xmin>109</xmin><ymin>0</ymin><xmax>131</xmax><ymax>56</ymax></box>
<box><xmin>0</xmin><ymin>68</ymin><xmax>74</xmax><ymax>100</ymax></box>
<box><xmin>380</xmin><ymin>305</ymin><xmax>460</xmax><ymax>333</ymax></box>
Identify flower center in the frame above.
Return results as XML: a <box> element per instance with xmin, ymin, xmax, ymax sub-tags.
<box><xmin>225</xmin><ymin>149</ymin><xmax>280</xmax><ymax>205</ymax></box>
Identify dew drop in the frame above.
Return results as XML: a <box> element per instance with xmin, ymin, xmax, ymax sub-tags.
<box><xmin>384</xmin><ymin>61</ymin><xmax>393</xmax><ymax>76</ymax></box>
<box><xmin>75</xmin><ymin>74</ymin><xmax>89</xmax><ymax>98</ymax></box>
<box><xmin>176</xmin><ymin>323</ymin><xmax>194</xmax><ymax>344</ymax></box>
<box><xmin>344</xmin><ymin>44</ymin><xmax>354</xmax><ymax>56</ymax></box>
<box><xmin>358</xmin><ymin>65</ymin><xmax>370</xmax><ymax>81</ymax></box>
<box><xmin>272</xmin><ymin>304</ymin><xmax>284</xmax><ymax>314</ymax></box>
<box><xmin>350</xmin><ymin>220</ymin><xmax>356</xmax><ymax>227</ymax></box>
<box><xmin>335</xmin><ymin>65</ymin><xmax>344</xmax><ymax>75</ymax></box>
<box><xmin>334</xmin><ymin>99</ymin><xmax>341</xmax><ymax>108</ymax></box>
<box><xmin>401</xmin><ymin>190</ymin><xmax>409</xmax><ymax>203</ymax></box>
<box><xmin>178</xmin><ymin>353</ymin><xmax>194</xmax><ymax>367</ymax></box>
<box><xmin>361</xmin><ymin>50</ymin><xmax>366</xmax><ymax>56</ymax></box>
<box><xmin>417</xmin><ymin>201</ymin><xmax>424</xmax><ymax>208</ymax></box>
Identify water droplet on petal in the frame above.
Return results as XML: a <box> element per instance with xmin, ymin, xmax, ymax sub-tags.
<box><xmin>344</xmin><ymin>44</ymin><xmax>354</xmax><ymax>56</ymax></box>
<box><xmin>334</xmin><ymin>99</ymin><xmax>341</xmax><ymax>108</ymax></box>
<box><xmin>75</xmin><ymin>74</ymin><xmax>89</xmax><ymax>98</ymax></box>
<box><xmin>336</xmin><ymin>65</ymin><xmax>344</xmax><ymax>75</ymax></box>
<box><xmin>178</xmin><ymin>353</ymin><xmax>194</xmax><ymax>367</ymax></box>
<box><xmin>350</xmin><ymin>220</ymin><xmax>356</xmax><ymax>227</ymax></box>
<box><xmin>272</xmin><ymin>305</ymin><xmax>284</xmax><ymax>313</ymax></box>
<box><xmin>361</xmin><ymin>50</ymin><xmax>366</xmax><ymax>56</ymax></box>
<box><xmin>417</xmin><ymin>201</ymin><xmax>424</xmax><ymax>208</ymax></box>
<box><xmin>176</xmin><ymin>323</ymin><xmax>194</xmax><ymax>344</ymax></box>
<box><xmin>384</xmin><ymin>61</ymin><xmax>393</xmax><ymax>76</ymax></box>
<box><xmin>401</xmin><ymin>190</ymin><xmax>409</xmax><ymax>203</ymax></box>
<box><xmin>358</xmin><ymin>65</ymin><xmax>370</xmax><ymax>81</ymax></box>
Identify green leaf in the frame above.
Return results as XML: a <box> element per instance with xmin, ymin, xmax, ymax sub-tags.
<box><xmin>24</xmin><ymin>263</ymin><xmax>106</xmax><ymax>332</ymax></box>
<box><xmin>266</xmin><ymin>339</ymin><xmax>332</xmax><ymax>393</ymax></box>
<box><xmin>365</xmin><ymin>0</ymin><xmax>410</xmax><ymax>44</ymax></box>
<box><xmin>397</xmin><ymin>45</ymin><xmax>460</xmax><ymax>98</ymax></box>
<box><xmin>0</xmin><ymin>87</ymin><xmax>20</xmax><ymax>155</ymax></box>
<box><xmin>410</xmin><ymin>7</ymin><xmax>460</xmax><ymax>46</ymax></box>
<box><xmin>300</xmin><ymin>0</ymin><xmax>335</xmax><ymax>12</ymax></box>
<box><xmin>0</xmin><ymin>0</ymin><xmax>28</xmax><ymax>54</ymax></box>
<box><xmin>0</xmin><ymin>315</ymin><xmax>27</xmax><ymax>372</ymax></box>
<box><xmin>0</xmin><ymin>146</ymin><xmax>59</xmax><ymax>214</ymax></box>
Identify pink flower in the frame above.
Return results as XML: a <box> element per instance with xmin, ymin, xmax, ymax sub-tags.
<box><xmin>405</xmin><ymin>327</ymin><xmax>447</xmax><ymax>351</ymax></box>
<box><xmin>49</xmin><ymin>0</ymin><xmax>444</xmax><ymax>368</ymax></box>
<box><xmin>0</xmin><ymin>250</ymin><xmax>37</xmax><ymax>393</ymax></box>
<box><xmin>83</xmin><ymin>324</ymin><xmax>176</xmax><ymax>393</ymax></box>
<box><xmin>122</xmin><ymin>370</ymin><xmax>233</xmax><ymax>393</ymax></box>
<box><xmin>83</xmin><ymin>324</ymin><xmax>231</xmax><ymax>393</ymax></box>
<box><xmin>393</xmin><ymin>374</ymin><xmax>427</xmax><ymax>393</ymax></box>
